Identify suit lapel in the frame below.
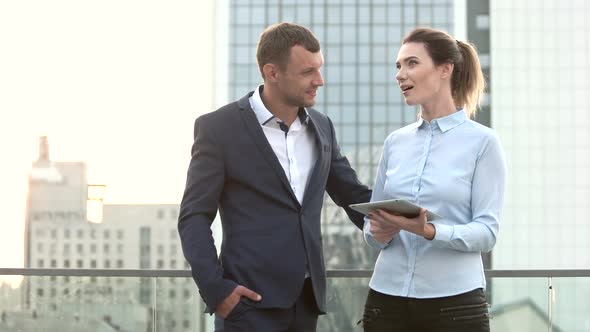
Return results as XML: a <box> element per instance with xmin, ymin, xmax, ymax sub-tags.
<box><xmin>237</xmin><ymin>94</ymin><xmax>300</xmax><ymax>204</ymax></box>
<box><xmin>301</xmin><ymin>111</ymin><xmax>329</xmax><ymax>207</ymax></box>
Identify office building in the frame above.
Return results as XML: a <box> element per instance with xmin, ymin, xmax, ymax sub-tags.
<box><xmin>23</xmin><ymin>137</ymin><xmax>205</xmax><ymax>331</ymax></box>
<box><xmin>490</xmin><ymin>1</ymin><xmax>590</xmax><ymax>331</ymax></box>
<box><xmin>216</xmin><ymin>1</ymin><xmax>458</xmax><ymax>330</ymax></box>
<box><xmin>220</xmin><ymin>0</ymin><xmax>458</xmax><ymax>269</ymax></box>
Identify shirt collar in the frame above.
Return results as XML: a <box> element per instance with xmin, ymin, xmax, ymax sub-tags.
<box><xmin>250</xmin><ymin>84</ymin><xmax>309</xmax><ymax>126</ymax></box>
<box><xmin>418</xmin><ymin>109</ymin><xmax>467</xmax><ymax>133</ymax></box>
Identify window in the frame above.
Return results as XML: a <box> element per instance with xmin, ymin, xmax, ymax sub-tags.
<box><xmin>157</xmin><ymin>260</ymin><xmax>164</xmax><ymax>269</ymax></box>
<box><xmin>90</xmin><ymin>229</ymin><xmax>96</xmax><ymax>239</ymax></box>
<box><xmin>37</xmin><ymin>288</ymin><xmax>44</xmax><ymax>297</ymax></box>
<box><xmin>117</xmin><ymin>260</ymin><xmax>124</xmax><ymax>268</ymax></box>
<box><xmin>476</xmin><ymin>14</ymin><xmax>490</xmax><ymax>30</ymax></box>
<box><xmin>90</xmin><ymin>244</ymin><xmax>97</xmax><ymax>253</ymax></box>
<box><xmin>50</xmin><ymin>259</ymin><xmax>57</xmax><ymax>268</ymax></box>
<box><xmin>35</xmin><ymin>228</ymin><xmax>45</xmax><ymax>237</ymax></box>
<box><xmin>77</xmin><ymin>244</ymin><xmax>83</xmax><ymax>254</ymax></box>
<box><xmin>103</xmin><ymin>230</ymin><xmax>110</xmax><ymax>239</ymax></box>
<box><xmin>104</xmin><ymin>260</ymin><xmax>111</xmax><ymax>268</ymax></box>
<box><xmin>64</xmin><ymin>259</ymin><xmax>70</xmax><ymax>268</ymax></box>
<box><xmin>117</xmin><ymin>244</ymin><xmax>124</xmax><ymax>254</ymax></box>
<box><xmin>104</xmin><ymin>244</ymin><xmax>110</xmax><ymax>254</ymax></box>
<box><xmin>76</xmin><ymin>260</ymin><xmax>83</xmax><ymax>268</ymax></box>
<box><xmin>170</xmin><ymin>260</ymin><xmax>177</xmax><ymax>269</ymax></box>
<box><xmin>77</xmin><ymin>229</ymin><xmax>84</xmax><ymax>238</ymax></box>
<box><xmin>117</xmin><ymin>230</ymin><xmax>124</xmax><ymax>239</ymax></box>
<box><xmin>37</xmin><ymin>259</ymin><xmax>44</xmax><ymax>267</ymax></box>
<box><xmin>157</xmin><ymin>209</ymin><xmax>164</xmax><ymax>219</ymax></box>
<box><xmin>90</xmin><ymin>260</ymin><xmax>97</xmax><ymax>268</ymax></box>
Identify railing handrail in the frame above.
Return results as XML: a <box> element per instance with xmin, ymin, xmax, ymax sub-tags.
<box><xmin>1</xmin><ymin>268</ymin><xmax>590</xmax><ymax>278</ymax></box>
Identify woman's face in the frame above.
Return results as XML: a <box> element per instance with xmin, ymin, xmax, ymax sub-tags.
<box><xmin>395</xmin><ymin>42</ymin><xmax>447</xmax><ymax>107</ymax></box>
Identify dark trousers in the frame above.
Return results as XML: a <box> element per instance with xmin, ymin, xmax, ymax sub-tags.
<box><xmin>360</xmin><ymin>288</ymin><xmax>490</xmax><ymax>332</ymax></box>
<box><xmin>214</xmin><ymin>278</ymin><xmax>319</xmax><ymax>332</ymax></box>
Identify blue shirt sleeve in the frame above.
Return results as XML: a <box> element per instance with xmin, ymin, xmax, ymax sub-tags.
<box><xmin>363</xmin><ymin>136</ymin><xmax>395</xmax><ymax>250</ymax></box>
<box><xmin>430</xmin><ymin>133</ymin><xmax>507</xmax><ymax>252</ymax></box>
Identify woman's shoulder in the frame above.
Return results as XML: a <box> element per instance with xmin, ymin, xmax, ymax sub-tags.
<box><xmin>461</xmin><ymin>120</ymin><xmax>504</xmax><ymax>155</ymax></box>
<box><xmin>463</xmin><ymin>119</ymin><xmax>501</xmax><ymax>141</ymax></box>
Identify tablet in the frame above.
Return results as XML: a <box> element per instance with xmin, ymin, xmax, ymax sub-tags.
<box><xmin>349</xmin><ymin>199</ymin><xmax>442</xmax><ymax>221</ymax></box>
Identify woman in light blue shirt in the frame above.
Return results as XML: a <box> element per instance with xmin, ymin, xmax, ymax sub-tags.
<box><xmin>360</xmin><ymin>28</ymin><xmax>506</xmax><ymax>332</ymax></box>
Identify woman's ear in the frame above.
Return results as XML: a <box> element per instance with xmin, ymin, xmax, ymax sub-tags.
<box><xmin>440</xmin><ymin>62</ymin><xmax>454</xmax><ymax>80</ymax></box>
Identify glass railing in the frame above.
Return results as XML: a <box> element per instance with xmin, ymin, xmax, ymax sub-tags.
<box><xmin>0</xmin><ymin>269</ymin><xmax>588</xmax><ymax>332</ymax></box>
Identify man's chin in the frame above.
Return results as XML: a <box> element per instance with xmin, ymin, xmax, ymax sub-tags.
<box><xmin>303</xmin><ymin>98</ymin><xmax>316</xmax><ymax>108</ymax></box>
<box><xmin>287</xmin><ymin>96</ymin><xmax>316</xmax><ymax>108</ymax></box>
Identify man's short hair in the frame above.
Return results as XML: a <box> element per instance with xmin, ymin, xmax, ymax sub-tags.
<box><xmin>256</xmin><ymin>22</ymin><xmax>320</xmax><ymax>78</ymax></box>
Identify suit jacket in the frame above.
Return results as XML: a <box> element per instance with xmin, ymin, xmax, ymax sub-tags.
<box><xmin>178</xmin><ymin>91</ymin><xmax>371</xmax><ymax>314</ymax></box>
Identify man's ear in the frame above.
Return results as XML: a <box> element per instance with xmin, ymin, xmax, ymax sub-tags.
<box><xmin>440</xmin><ymin>62</ymin><xmax>454</xmax><ymax>80</ymax></box>
<box><xmin>263</xmin><ymin>63</ymin><xmax>280</xmax><ymax>82</ymax></box>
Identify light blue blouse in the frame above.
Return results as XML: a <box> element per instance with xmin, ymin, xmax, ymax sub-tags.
<box><xmin>364</xmin><ymin>109</ymin><xmax>507</xmax><ymax>298</ymax></box>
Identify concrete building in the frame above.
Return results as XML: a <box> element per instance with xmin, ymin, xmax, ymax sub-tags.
<box><xmin>23</xmin><ymin>137</ymin><xmax>206</xmax><ymax>331</ymax></box>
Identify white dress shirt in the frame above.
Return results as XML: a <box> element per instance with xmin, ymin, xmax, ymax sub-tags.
<box><xmin>249</xmin><ymin>85</ymin><xmax>317</xmax><ymax>204</ymax></box>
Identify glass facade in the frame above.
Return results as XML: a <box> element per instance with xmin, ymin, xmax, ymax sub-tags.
<box><xmin>490</xmin><ymin>1</ymin><xmax>590</xmax><ymax>330</ymax></box>
<box><xmin>227</xmin><ymin>0</ymin><xmax>455</xmax><ymax>270</ymax></box>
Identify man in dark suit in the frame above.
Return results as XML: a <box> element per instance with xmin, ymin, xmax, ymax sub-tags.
<box><xmin>178</xmin><ymin>22</ymin><xmax>371</xmax><ymax>332</ymax></box>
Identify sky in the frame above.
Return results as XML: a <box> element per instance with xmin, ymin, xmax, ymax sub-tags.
<box><xmin>0</xmin><ymin>0</ymin><xmax>216</xmax><ymax>285</ymax></box>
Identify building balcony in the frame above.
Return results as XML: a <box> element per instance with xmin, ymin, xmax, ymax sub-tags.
<box><xmin>0</xmin><ymin>268</ymin><xmax>588</xmax><ymax>331</ymax></box>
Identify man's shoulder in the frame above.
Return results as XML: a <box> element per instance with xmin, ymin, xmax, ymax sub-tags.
<box><xmin>197</xmin><ymin>93</ymin><xmax>253</xmax><ymax>124</ymax></box>
<box><xmin>199</xmin><ymin>101</ymin><xmax>240</xmax><ymax>121</ymax></box>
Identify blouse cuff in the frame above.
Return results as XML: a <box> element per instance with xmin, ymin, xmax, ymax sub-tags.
<box><xmin>431</xmin><ymin>222</ymin><xmax>453</xmax><ymax>243</ymax></box>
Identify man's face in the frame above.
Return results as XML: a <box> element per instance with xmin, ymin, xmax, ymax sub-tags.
<box><xmin>276</xmin><ymin>45</ymin><xmax>324</xmax><ymax>108</ymax></box>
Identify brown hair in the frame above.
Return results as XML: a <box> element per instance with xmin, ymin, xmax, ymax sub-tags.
<box><xmin>256</xmin><ymin>22</ymin><xmax>320</xmax><ymax>79</ymax></box>
<box><xmin>403</xmin><ymin>28</ymin><xmax>485</xmax><ymax>118</ymax></box>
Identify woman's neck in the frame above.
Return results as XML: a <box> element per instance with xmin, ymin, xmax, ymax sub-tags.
<box><xmin>419</xmin><ymin>96</ymin><xmax>457</xmax><ymax>122</ymax></box>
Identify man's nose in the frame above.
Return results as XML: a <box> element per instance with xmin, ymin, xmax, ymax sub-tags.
<box><xmin>313</xmin><ymin>72</ymin><xmax>324</xmax><ymax>86</ymax></box>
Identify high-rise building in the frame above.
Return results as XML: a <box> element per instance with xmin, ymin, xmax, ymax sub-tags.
<box><xmin>490</xmin><ymin>1</ymin><xmax>590</xmax><ymax>330</ymax></box>
<box><xmin>215</xmin><ymin>1</ymin><xmax>459</xmax><ymax>330</ymax></box>
<box><xmin>219</xmin><ymin>0</ymin><xmax>457</xmax><ymax>269</ymax></box>
<box><xmin>23</xmin><ymin>137</ymin><xmax>206</xmax><ymax>332</ymax></box>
